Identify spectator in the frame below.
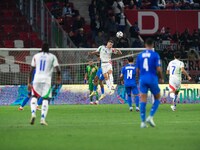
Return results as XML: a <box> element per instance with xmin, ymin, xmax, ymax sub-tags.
<box><xmin>75</xmin><ymin>28</ymin><xmax>88</xmax><ymax>48</ymax></box>
<box><xmin>129</xmin><ymin>22</ymin><xmax>143</xmax><ymax>47</ymax></box>
<box><xmin>112</xmin><ymin>0</ymin><xmax>125</xmax><ymax>24</ymax></box>
<box><xmin>88</xmin><ymin>0</ymin><xmax>97</xmax><ymax>21</ymax></box>
<box><xmin>104</xmin><ymin>15</ymin><xmax>118</xmax><ymax>37</ymax></box>
<box><xmin>51</xmin><ymin>0</ymin><xmax>62</xmax><ymax>19</ymax></box>
<box><xmin>68</xmin><ymin>30</ymin><xmax>76</xmax><ymax>44</ymax></box>
<box><xmin>118</xmin><ymin>13</ymin><xmax>126</xmax><ymax>32</ymax></box>
<box><xmin>187</xmin><ymin>49</ymin><xmax>199</xmax><ymax>59</ymax></box>
<box><xmin>150</xmin><ymin>0</ymin><xmax>160</xmax><ymax>9</ymax></box>
<box><xmin>191</xmin><ymin>29</ymin><xmax>200</xmax><ymax>51</ymax></box>
<box><xmin>180</xmin><ymin>28</ymin><xmax>192</xmax><ymax>50</ymax></box>
<box><xmin>90</xmin><ymin>15</ymin><xmax>102</xmax><ymax>40</ymax></box>
<box><xmin>172</xmin><ymin>31</ymin><xmax>181</xmax><ymax>43</ymax></box>
<box><xmin>161</xmin><ymin>27</ymin><xmax>172</xmax><ymax>40</ymax></box>
<box><xmin>95</xmin><ymin>31</ymin><xmax>106</xmax><ymax>46</ymax></box>
<box><xmin>154</xmin><ymin>30</ymin><xmax>162</xmax><ymax>43</ymax></box>
<box><xmin>62</xmin><ymin>2</ymin><xmax>74</xmax><ymax>17</ymax></box>
<box><xmin>72</xmin><ymin>15</ymin><xmax>85</xmax><ymax>32</ymax></box>
<box><xmin>158</xmin><ymin>0</ymin><xmax>166</xmax><ymax>9</ymax></box>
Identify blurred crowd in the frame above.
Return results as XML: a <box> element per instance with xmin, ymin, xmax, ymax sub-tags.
<box><xmin>124</xmin><ymin>0</ymin><xmax>200</xmax><ymax>10</ymax></box>
<box><xmin>47</xmin><ymin>0</ymin><xmax>200</xmax><ymax>60</ymax></box>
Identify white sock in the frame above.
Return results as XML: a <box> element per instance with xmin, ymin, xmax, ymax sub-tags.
<box><xmin>30</xmin><ymin>97</ymin><xmax>37</xmax><ymax>117</ymax></box>
<box><xmin>41</xmin><ymin>100</ymin><xmax>49</xmax><ymax>121</ymax></box>
<box><xmin>105</xmin><ymin>79</ymin><xmax>111</xmax><ymax>90</ymax></box>
<box><xmin>109</xmin><ymin>74</ymin><xmax>114</xmax><ymax>87</ymax></box>
<box><xmin>170</xmin><ymin>93</ymin><xmax>176</xmax><ymax>105</ymax></box>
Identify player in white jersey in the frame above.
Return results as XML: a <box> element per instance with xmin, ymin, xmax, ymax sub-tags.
<box><xmin>89</xmin><ymin>40</ymin><xmax>122</xmax><ymax>94</ymax></box>
<box><xmin>166</xmin><ymin>51</ymin><xmax>191</xmax><ymax>111</ymax></box>
<box><xmin>28</xmin><ymin>43</ymin><xmax>61</xmax><ymax>125</ymax></box>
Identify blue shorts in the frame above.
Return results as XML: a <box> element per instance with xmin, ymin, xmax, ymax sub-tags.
<box><xmin>139</xmin><ymin>78</ymin><xmax>160</xmax><ymax>95</ymax></box>
<box><xmin>125</xmin><ymin>86</ymin><xmax>139</xmax><ymax>95</ymax></box>
<box><xmin>96</xmin><ymin>68</ymin><xmax>104</xmax><ymax>81</ymax></box>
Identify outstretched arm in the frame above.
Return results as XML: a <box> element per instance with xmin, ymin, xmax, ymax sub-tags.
<box><xmin>114</xmin><ymin>48</ymin><xmax>122</xmax><ymax>55</ymax></box>
<box><xmin>88</xmin><ymin>51</ymin><xmax>99</xmax><ymax>56</ymax></box>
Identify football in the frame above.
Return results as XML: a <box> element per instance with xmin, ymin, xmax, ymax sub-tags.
<box><xmin>116</xmin><ymin>31</ymin><xmax>123</xmax><ymax>38</ymax></box>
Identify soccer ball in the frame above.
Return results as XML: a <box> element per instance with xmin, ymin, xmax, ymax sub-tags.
<box><xmin>116</xmin><ymin>31</ymin><xmax>123</xmax><ymax>38</ymax></box>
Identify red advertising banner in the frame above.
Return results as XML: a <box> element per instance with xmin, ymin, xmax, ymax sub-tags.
<box><xmin>125</xmin><ymin>10</ymin><xmax>200</xmax><ymax>35</ymax></box>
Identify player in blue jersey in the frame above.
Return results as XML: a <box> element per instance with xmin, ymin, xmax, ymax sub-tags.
<box><xmin>18</xmin><ymin>69</ymin><xmax>42</xmax><ymax>110</ymax></box>
<box><xmin>136</xmin><ymin>38</ymin><xmax>164</xmax><ymax>128</ymax></box>
<box><xmin>90</xmin><ymin>67</ymin><xmax>105</xmax><ymax>104</ymax></box>
<box><xmin>120</xmin><ymin>57</ymin><xmax>140</xmax><ymax>112</ymax></box>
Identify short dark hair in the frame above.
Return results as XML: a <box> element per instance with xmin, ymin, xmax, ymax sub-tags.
<box><xmin>174</xmin><ymin>51</ymin><xmax>181</xmax><ymax>59</ymax></box>
<box><xmin>108</xmin><ymin>39</ymin><xmax>114</xmax><ymax>44</ymax></box>
<box><xmin>42</xmin><ymin>43</ymin><xmax>49</xmax><ymax>53</ymax></box>
<box><xmin>127</xmin><ymin>57</ymin><xmax>134</xmax><ymax>62</ymax></box>
<box><xmin>145</xmin><ymin>38</ymin><xmax>154</xmax><ymax>47</ymax></box>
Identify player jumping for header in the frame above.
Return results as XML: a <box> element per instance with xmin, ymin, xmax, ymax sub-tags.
<box><xmin>29</xmin><ymin>43</ymin><xmax>61</xmax><ymax>126</ymax></box>
<box><xmin>136</xmin><ymin>38</ymin><xmax>164</xmax><ymax>128</ymax></box>
<box><xmin>166</xmin><ymin>51</ymin><xmax>191</xmax><ymax>111</ymax></box>
<box><xmin>89</xmin><ymin>40</ymin><xmax>122</xmax><ymax>95</ymax></box>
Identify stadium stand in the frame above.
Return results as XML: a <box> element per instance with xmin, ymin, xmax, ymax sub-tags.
<box><xmin>0</xmin><ymin>0</ymin><xmax>42</xmax><ymax>48</ymax></box>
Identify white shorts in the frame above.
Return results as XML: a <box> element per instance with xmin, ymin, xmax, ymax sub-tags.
<box><xmin>169</xmin><ymin>78</ymin><xmax>181</xmax><ymax>92</ymax></box>
<box><xmin>32</xmin><ymin>82</ymin><xmax>52</xmax><ymax>98</ymax></box>
<box><xmin>101</xmin><ymin>63</ymin><xmax>112</xmax><ymax>74</ymax></box>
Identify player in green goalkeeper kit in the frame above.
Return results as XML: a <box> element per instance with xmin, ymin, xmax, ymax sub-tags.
<box><xmin>84</xmin><ymin>60</ymin><xmax>99</xmax><ymax>104</ymax></box>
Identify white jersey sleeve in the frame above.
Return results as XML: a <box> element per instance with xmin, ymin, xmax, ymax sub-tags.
<box><xmin>96</xmin><ymin>45</ymin><xmax>103</xmax><ymax>52</ymax></box>
<box><xmin>53</xmin><ymin>55</ymin><xmax>59</xmax><ymax>67</ymax></box>
<box><xmin>31</xmin><ymin>55</ymin><xmax>36</xmax><ymax>67</ymax></box>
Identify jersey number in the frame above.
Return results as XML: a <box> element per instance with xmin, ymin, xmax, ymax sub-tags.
<box><xmin>127</xmin><ymin>70</ymin><xmax>133</xmax><ymax>79</ymax></box>
<box><xmin>40</xmin><ymin>60</ymin><xmax>46</xmax><ymax>71</ymax></box>
<box><xmin>143</xmin><ymin>58</ymin><xmax>149</xmax><ymax>71</ymax></box>
<box><xmin>171</xmin><ymin>66</ymin><xmax>176</xmax><ymax>75</ymax></box>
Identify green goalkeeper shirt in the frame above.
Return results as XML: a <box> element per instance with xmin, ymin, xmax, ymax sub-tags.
<box><xmin>86</xmin><ymin>65</ymin><xmax>98</xmax><ymax>81</ymax></box>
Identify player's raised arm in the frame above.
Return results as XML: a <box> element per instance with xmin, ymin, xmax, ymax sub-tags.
<box><xmin>88</xmin><ymin>50</ymin><xmax>99</xmax><ymax>56</ymax></box>
<box><xmin>114</xmin><ymin>48</ymin><xmax>122</xmax><ymax>55</ymax></box>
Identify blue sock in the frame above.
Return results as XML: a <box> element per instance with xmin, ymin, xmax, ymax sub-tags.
<box><xmin>93</xmin><ymin>85</ymin><xmax>97</xmax><ymax>92</ymax></box>
<box><xmin>174</xmin><ymin>95</ymin><xmax>177</xmax><ymax>107</ymax></box>
<box><xmin>150</xmin><ymin>100</ymin><xmax>160</xmax><ymax>117</ymax></box>
<box><xmin>135</xmin><ymin>95</ymin><xmax>139</xmax><ymax>107</ymax></box>
<box><xmin>21</xmin><ymin>97</ymin><xmax>30</xmax><ymax>107</ymax></box>
<box><xmin>127</xmin><ymin>95</ymin><xmax>132</xmax><ymax>107</ymax></box>
<box><xmin>101</xmin><ymin>87</ymin><xmax>104</xmax><ymax>94</ymax></box>
<box><xmin>140</xmin><ymin>102</ymin><xmax>146</xmax><ymax>122</ymax></box>
<box><xmin>37</xmin><ymin>97</ymin><xmax>43</xmax><ymax>105</ymax></box>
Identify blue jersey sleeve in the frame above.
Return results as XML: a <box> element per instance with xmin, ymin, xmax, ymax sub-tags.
<box><xmin>136</xmin><ymin>54</ymin><xmax>140</xmax><ymax>70</ymax></box>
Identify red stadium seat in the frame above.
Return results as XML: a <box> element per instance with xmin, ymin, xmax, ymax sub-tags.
<box><xmin>4</xmin><ymin>40</ymin><xmax>14</xmax><ymax>48</ymax></box>
<box><xmin>3</xmin><ymin>25</ymin><xmax>13</xmax><ymax>34</ymax></box>
<box><xmin>3</xmin><ymin>10</ymin><xmax>13</xmax><ymax>17</ymax></box>
<box><xmin>19</xmin><ymin>32</ymin><xmax>29</xmax><ymax>40</ymax></box>
<box><xmin>29</xmin><ymin>32</ymin><xmax>39</xmax><ymax>41</ymax></box>
<box><xmin>33</xmin><ymin>39</ymin><xmax>43</xmax><ymax>48</ymax></box>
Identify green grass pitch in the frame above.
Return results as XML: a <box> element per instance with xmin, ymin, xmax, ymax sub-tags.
<box><xmin>0</xmin><ymin>104</ymin><xmax>200</xmax><ymax>150</ymax></box>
